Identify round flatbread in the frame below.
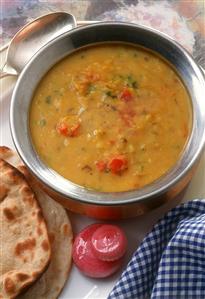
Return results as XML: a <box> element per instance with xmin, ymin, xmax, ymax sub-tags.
<box><xmin>0</xmin><ymin>147</ymin><xmax>73</xmax><ymax>299</ymax></box>
<box><xmin>0</xmin><ymin>159</ymin><xmax>51</xmax><ymax>299</ymax></box>
<box><xmin>18</xmin><ymin>188</ymin><xmax>73</xmax><ymax>299</ymax></box>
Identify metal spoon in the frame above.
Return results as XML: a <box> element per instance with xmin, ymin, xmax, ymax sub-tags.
<box><xmin>1</xmin><ymin>12</ymin><xmax>76</xmax><ymax>79</ymax></box>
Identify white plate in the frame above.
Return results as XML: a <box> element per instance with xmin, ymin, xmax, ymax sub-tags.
<box><xmin>1</xmin><ymin>51</ymin><xmax>205</xmax><ymax>299</ymax></box>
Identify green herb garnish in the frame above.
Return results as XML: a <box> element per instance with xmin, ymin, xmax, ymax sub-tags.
<box><xmin>39</xmin><ymin>119</ymin><xmax>46</xmax><ymax>127</ymax></box>
<box><xmin>126</xmin><ymin>75</ymin><xmax>138</xmax><ymax>89</ymax></box>
<box><xmin>87</xmin><ymin>84</ymin><xmax>96</xmax><ymax>94</ymax></box>
<box><xmin>105</xmin><ymin>90</ymin><xmax>117</xmax><ymax>99</ymax></box>
<box><xmin>45</xmin><ymin>95</ymin><xmax>51</xmax><ymax>104</ymax></box>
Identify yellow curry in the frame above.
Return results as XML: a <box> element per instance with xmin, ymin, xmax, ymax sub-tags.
<box><xmin>30</xmin><ymin>44</ymin><xmax>191</xmax><ymax>192</ymax></box>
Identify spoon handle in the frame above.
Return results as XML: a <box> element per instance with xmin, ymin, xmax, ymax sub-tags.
<box><xmin>0</xmin><ymin>63</ymin><xmax>18</xmax><ymax>79</ymax></box>
<box><xmin>200</xmin><ymin>67</ymin><xmax>205</xmax><ymax>77</ymax></box>
<box><xmin>0</xmin><ymin>71</ymin><xmax>16</xmax><ymax>79</ymax></box>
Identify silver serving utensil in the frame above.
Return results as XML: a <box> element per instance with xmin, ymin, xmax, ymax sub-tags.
<box><xmin>1</xmin><ymin>12</ymin><xmax>76</xmax><ymax>79</ymax></box>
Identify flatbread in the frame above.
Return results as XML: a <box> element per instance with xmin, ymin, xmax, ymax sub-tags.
<box><xmin>0</xmin><ymin>159</ymin><xmax>51</xmax><ymax>299</ymax></box>
<box><xmin>0</xmin><ymin>147</ymin><xmax>73</xmax><ymax>299</ymax></box>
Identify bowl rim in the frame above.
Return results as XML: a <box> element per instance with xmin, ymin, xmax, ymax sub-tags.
<box><xmin>10</xmin><ymin>21</ymin><xmax>205</xmax><ymax>206</ymax></box>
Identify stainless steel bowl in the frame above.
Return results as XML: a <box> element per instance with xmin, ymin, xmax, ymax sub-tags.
<box><xmin>10</xmin><ymin>22</ymin><xmax>205</xmax><ymax>219</ymax></box>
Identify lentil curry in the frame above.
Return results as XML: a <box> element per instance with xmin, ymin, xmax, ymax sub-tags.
<box><xmin>30</xmin><ymin>44</ymin><xmax>191</xmax><ymax>192</ymax></box>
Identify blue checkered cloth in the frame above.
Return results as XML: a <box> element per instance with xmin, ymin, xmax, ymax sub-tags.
<box><xmin>108</xmin><ymin>199</ymin><xmax>205</xmax><ymax>299</ymax></box>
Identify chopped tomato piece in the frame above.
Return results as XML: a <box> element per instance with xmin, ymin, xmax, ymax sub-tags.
<box><xmin>96</xmin><ymin>156</ymin><xmax>128</xmax><ymax>174</ymax></box>
<box><xmin>96</xmin><ymin>160</ymin><xmax>107</xmax><ymax>172</ymax></box>
<box><xmin>57</xmin><ymin>122</ymin><xmax>80</xmax><ymax>137</ymax></box>
<box><xmin>108</xmin><ymin>155</ymin><xmax>128</xmax><ymax>174</ymax></box>
<box><xmin>120</xmin><ymin>88</ymin><xmax>133</xmax><ymax>102</ymax></box>
<box><xmin>69</xmin><ymin>123</ymin><xmax>80</xmax><ymax>137</ymax></box>
<box><xmin>57</xmin><ymin>123</ymin><xmax>68</xmax><ymax>136</ymax></box>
